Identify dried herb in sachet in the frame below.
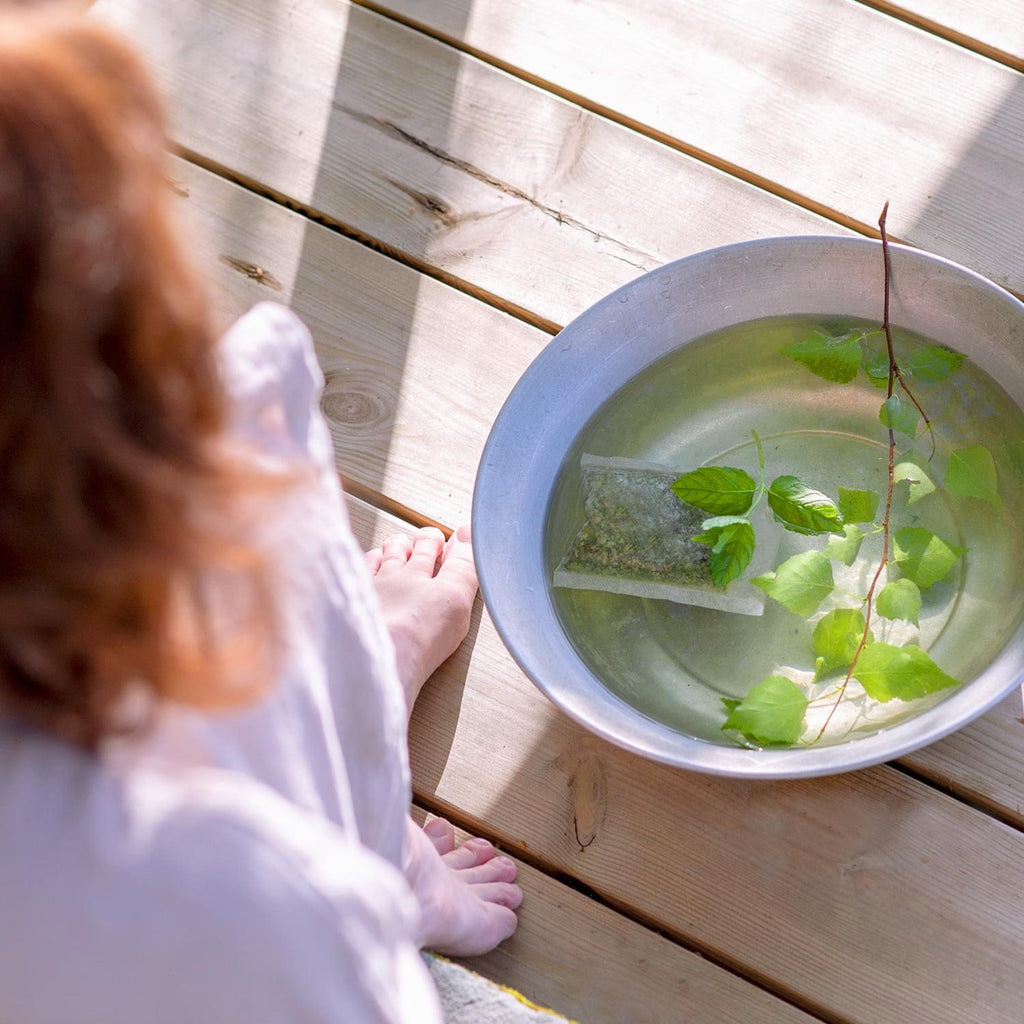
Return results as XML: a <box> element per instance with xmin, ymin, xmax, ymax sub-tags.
<box><xmin>553</xmin><ymin>454</ymin><xmax>770</xmax><ymax>616</ymax></box>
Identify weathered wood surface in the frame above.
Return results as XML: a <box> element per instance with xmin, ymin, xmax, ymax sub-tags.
<box><xmin>868</xmin><ymin>0</ymin><xmax>1024</xmax><ymax>67</ymax></box>
<box><xmin>369</xmin><ymin>0</ymin><xmax>1024</xmax><ymax>295</ymax></box>
<box><xmin>176</xmin><ymin>156</ymin><xmax>1024</xmax><ymax>1022</ymax></box>
<box><xmin>94</xmin><ymin>0</ymin><xmax>848</xmax><ymax>333</ymax></box>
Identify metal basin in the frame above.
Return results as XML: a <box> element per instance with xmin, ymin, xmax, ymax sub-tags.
<box><xmin>472</xmin><ymin>236</ymin><xmax>1024</xmax><ymax>778</ymax></box>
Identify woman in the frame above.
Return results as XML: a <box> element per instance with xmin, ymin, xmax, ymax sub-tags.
<box><xmin>0</xmin><ymin>8</ymin><xmax>520</xmax><ymax>1022</ymax></box>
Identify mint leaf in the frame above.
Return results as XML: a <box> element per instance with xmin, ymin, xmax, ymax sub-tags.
<box><xmin>671</xmin><ymin>466</ymin><xmax>757</xmax><ymax>516</ymax></box>
<box><xmin>766</xmin><ymin>476</ymin><xmax>844</xmax><ymax>536</ymax></box>
<box><xmin>904</xmin><ymin>345</ymin><xmax>964</xmax><ymax>383</ymax></box>
<box><xmin>837</xmin><ymin>488</ymin><xmax>879</xmax><ymax>524</ymax></box>
<box><xmin>944</xmin><ymin>445</ymin><xmax>1001</xmax><ymax>509</ymax></box>
<box><xmin>879</xmin><ymin>395</ymin><xmax>918</xmax><ymax>438</ymax></box>
<box><xmin>894</xmin><ymin>460</ymin><xmax>936</xmax><ymax>505</ymax></box>
<box><xmin>853</xmin><ymin>643</ymin><xmax>960</xmax><ymax>702</ymax></box>
<box><xmin>692</xmin><ymin>520</ymin><xmax>756</xmax><ymax>587</ymax></box>
<box><xmin>825</xmin><ymin>524</ymin><xmax>865</xmax><ymax>566</ymax></box>
<box><xmin>752</xmin><ymin>550</ymin><xmax>834</xmax><ymax>617</ymax></box>
<box><xmin>892</xmin><ymin>527</ymin><xmax>966</xmax><ymax>590</ymax></box>
<box><xmin>721</xmin><ymin>675</ymin><xmax>809</xmax><ymax>746</ymax></box>
<box><xmin>876</xmin><ymin>578</ymin><xmax>922</xmax><ymax>626</ymax></box>
<box><xmin>813</xmin><ymin>608</ymin><xmax>871</xmax><ymax>679</ymax></box>
<box><xmin>783</xmin><ymin>329</ymin><xmax>863</xmax><ymax>384</ymax></box>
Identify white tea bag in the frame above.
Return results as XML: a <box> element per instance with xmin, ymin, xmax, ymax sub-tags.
<box><xmin>553</xmin><ymin>454</ymin><xmax>778</xmax><ymax>616</ymax></box>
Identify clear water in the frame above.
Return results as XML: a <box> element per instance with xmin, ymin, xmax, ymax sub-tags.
<box><xmin>545</xmin><ymin>315</ymin><xmax>1024</xmax><ymax>747</ymax></box>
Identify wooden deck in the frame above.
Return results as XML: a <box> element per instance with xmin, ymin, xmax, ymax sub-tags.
<box><xmin>93</xmin><ymin>2</ymin><xmax>1024</xmax><ymax>1020</ymax></box>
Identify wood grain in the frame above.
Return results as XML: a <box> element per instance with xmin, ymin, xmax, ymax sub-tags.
<box><xmin>369</xmin><ymin>0</ymin><xmax>1024</xmax><ymax>295</ymax></box>
<box><xmin>864</xmin><ymin>0</ymin><xmax>1024</xmax><ymax>68</ymax></box>
<box><xmin>93</xmin><ymin>0</ymin><xmax>848</xmax><ymax>332</ymax></box>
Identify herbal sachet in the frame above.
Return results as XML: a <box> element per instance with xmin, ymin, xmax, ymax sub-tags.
<box><xmin>553</xmin><ymin>454</ymin><xmax>772</xmax><ymax>616</ymax></box>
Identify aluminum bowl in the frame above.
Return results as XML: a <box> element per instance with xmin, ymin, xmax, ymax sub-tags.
<box><xmin>473</xmin><ymin>236</ymin><xmax>1024</xmax><ymax>778</ymax></box>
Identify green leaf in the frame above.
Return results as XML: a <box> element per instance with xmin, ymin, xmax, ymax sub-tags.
<box><xmin>766</xmin><ymin>476</ymin><xmax>844</xmax><ymax>536</ymax></box>
<box><xmin>721</xmin><ymin>675</ymin><xmax>809</xmax><ymax>746</ymax></box>
<box><xmin>853</xmin><ymin>643</ymin><xmax>960</xmax><ymax>702</ymax></box>
<box><xmin>692</xmin><ymin>520</ymin><xmax>756</xmax><ymax>588</ymax></box>
<box><xmin>825</xmin><ymin>524</ymin><xmax>865</xmax><ymax>566</ymax></box>
<box><xmin>863</xmin><ymin>349</ymin><xmax>891</xmax><ymax>388</ymax></box>
<box><xmin>904</xmin><ymin>345</ymin><xmax>964</xmax><ymax>383</ymax></box>
<box><xmin>876</xmin><ymin>579</ymin><xmax>922</xmax><ymax>626</ymax></box>
<box><xmin>944</xmin><ymin>445</ymin><xmax>1001</xmax><ymax>509</ymax></box>
<box><xmin>671</xmin><ymin>466</ymin><xmax>758</xmax><ymax>516</ymax></box>
<box><xmin>783</xmin><ymin>329</ymin><xmax>863</xmax><ymax>384</ymax></box>
<box><xmin>813</xmin><ymin>608</ymin><xmax>871</xmax><ymax>679</ymax></box>
<box><xmin>892</xmin><ymin>527</ymin><xmax>966</xmax><ymax>590</ymax></box>
<box><xmin>751</xmin><ymin>550</ymin><xmax>834</xmax><ymax>617</ymax></box>
<box><xmin>893</xmin><ymin>460</ymin><xmax>936</xmax><ymax>505</ymax></box>
<box><xmin>879</xmin><ymin>395</ymin><xmax>918</xmax><ymax>438</ymax></box>
<box><xmin>837</xmin><ymin>488</ymin><xmax>879</xmax><ymax>524</ymax></box>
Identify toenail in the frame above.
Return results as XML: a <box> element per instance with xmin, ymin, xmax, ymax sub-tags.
<box><xmin>424</xmin><ymin>818</ymin><xmax>449</xmax><ymax>837</ymax></box>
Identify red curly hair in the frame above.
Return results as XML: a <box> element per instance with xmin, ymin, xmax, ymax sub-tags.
<box><xmin>0</xmin><ymin>8</ymin><xmax>280</xmax><ymax>746</ymax></box>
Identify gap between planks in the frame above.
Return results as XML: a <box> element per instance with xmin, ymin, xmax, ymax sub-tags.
<box><xmin>853</xmin><ymin>0</ymin><xmax>1024</xmax><ymax>73</ymax></box>
<box><xmin>175</xmin><ymin>145</ymin><xmax>563</xmax><ymax>339</ymax></box>
<box><xmin>347</xmin><ymin>0</ymin><xmax>1024</xmax><ymax>305</ymax></box>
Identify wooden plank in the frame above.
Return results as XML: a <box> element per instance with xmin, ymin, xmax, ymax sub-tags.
<box><xmin>866</xmin><ymin>0</ymin><xmax>1024</xmax><ymax>68</ymax></box>
<box><xmin>181</xmin><ymin>159</ymin><xmax>1024</xmax><ymax>1021</ymax></box>
<box><xmin>358</xmin><ymin>511</ymin><xmax>820</xmax><ymax>1024</ymax></box>
<box><xmin>370</xmin><ymin>0</ymin><xmax>1024</xmax><ymax>296</ymax></box>
<box><xmin>94</xmin><ymin>0</ymin><xmax>847</xmax><ymax>332</ymax></box>
<box><xmin>170</xmin><ymin>155</ymin><xmax>550</xmax><ymax>529</ymax></box>
<box><xmin>904</xmin><ymin>688</ymin><xmax>1024</xmax><ymax>826</ymax></box>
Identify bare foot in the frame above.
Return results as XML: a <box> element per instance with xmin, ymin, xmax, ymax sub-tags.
<box><xmin>404</xmin><ymin>816</ymin><xmax>522</xmax><ymax>956</ymax></box>
<box><xmin>365</xmin><ymin>525</ymin><xmax>478</xmax><ymax>714</ymax></box>
<box><xmin>367</xmin><ymin>529</ymin><xmax>519</xmax><ymax>952</ymax></box>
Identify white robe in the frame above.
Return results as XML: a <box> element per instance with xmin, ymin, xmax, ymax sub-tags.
<box><xmin>0</xmin><ymin>303</ymin><xmax>442</xmax><ymax>1023</ymax></box>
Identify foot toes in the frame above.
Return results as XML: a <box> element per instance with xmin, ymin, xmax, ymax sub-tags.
<box><xmin>472</xmin><ymin>880</ymin><xmax>524</xmax><ymax>911</ymax></box>
<box><xmin>377</xmin><ymin>533</ymin><xmax>414</xmax><ymax>575</ymax></box>
<box><xmin>406</xmin><ymin>527</ymin><xmax>446</xmax><ymax>576</ymax></box>
<box><xmin>439</xmin><ymin>524</ymin><xmax>478</xmax><ymax>594</ymax></box>
<box><xmin>454</xmin><ymin>855</ymin><xmax>518</xmax><ymax>887</ymax></box>
<box><xmin>442</xmin><ymin>836</ymin><xmax>496</xmax><ymax>871</ymax></box>
<box><xmin>364</xmin><ymin>547</ymin><xmax>383</xmax><ymax>575</ymax></box>
<box><xmin>422</xmin><ymin>816</ymin><xmax>456</xmax><ymax>855</ymax></box>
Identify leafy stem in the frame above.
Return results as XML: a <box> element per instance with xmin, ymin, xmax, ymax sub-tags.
<box><xmin>813</xmin><ymin>203</ymin><xmax>923</xmax><ymax>741</ymax></box>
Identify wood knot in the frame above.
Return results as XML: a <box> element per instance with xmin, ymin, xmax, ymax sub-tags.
<box><xmin>564</xmin><ymin>749</ymin><xmax>608</xmax><ymax>851</ymax></box>
<box><xmin>320</xmin><ymin>374</ymin><xmax>393</xmax><ymax>430</ymax></box>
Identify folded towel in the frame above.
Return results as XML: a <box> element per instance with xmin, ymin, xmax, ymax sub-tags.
<box><xmin>424</xmin><ymin>954</ymin><xmax>578</xmax><ymax>1024</ymax></box>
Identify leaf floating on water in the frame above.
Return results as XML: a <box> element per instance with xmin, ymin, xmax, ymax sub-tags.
<box><xmin>813</xmin><ymin>608</ymin><xmax>871</xmax><ymax>679</ymax></box>
<box><xmin>863</xmin><ymin>349</ymin><xmax>890</xmax><ymax>389</ymax></box>
<box><xmin>671</xmin><ymin>466</ymin><xmax>757</xmax><ymax>516</ymax></box>
<box><xmin>853</xmin><ymin>642</ymin><xmax>960</xmax><ymax>702</ymax></box>
<box><xmin>892</xmin><ymin>527</ymin><xmax>966</xmax><ymax>590</ymax></box>
<box><xmin>943</xmin><ymin>444</ymin><xmax>1001</xmax><ymax>509</ymax></box>
<box><xmin>692</xmin><ymin>520</ymin><xmax>756</xmax><ymax>587</ymax></box>
<box><xmin>721</xmin><ymin>675</ymin><xmax>809</xmax><ymax>746</ymax></box>
<box><xmin>751</xmin><ymin>550</ymin><xmax>834</xmax><ymax>617</ymax></box>
<box><xmin>879</xmin><ymin>395</ymin><xmax>918</xmax><ymax>438</ymax></box>
<box><xmin>904</xmin><ymin>345</ymin><xmax>965</xmax><ymax>383</ymax></box>
<box><xmin>837</xmin><ymin>487</ymin><xmax>879</xmax><ymax>524</ymax></box>
<box><xmin>783</xmin><ymin>329</ymin><xmax>863</xmax><ymax>384</ymax></box>
<box><xmin>825</xmin><ymin>524</ymin><xmax>865</xmax><ymax>567</ymax></box>
<box><xmin>876</xmin><ymin>578</ymin><xmax>922</xmax><ymax>626</ymax></box>
<box><xmin>893</xmin><ymin>460</ymin><xmax>936</xmax><ymax>505</ymax></box>
<box><xmin>766</xmin><ymin>476</ymin><xmax>845</xmax><ymax>536</ymax></box>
